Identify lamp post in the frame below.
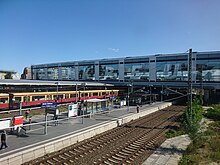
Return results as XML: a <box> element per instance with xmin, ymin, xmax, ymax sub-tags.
<box><xmin>81</xmin><ymin>83</ymin><xmax>86</xmax><ymax>124</ymax></box>
<box><xmin>75</xmin><ymin>83</ymin><xmax>78</xmax><ymax>103</ymax></box>
<box><xmin>104</xmin><ymin>83</ymin><xmax>107</xmax><ymax>99</ymax></box>
<box><xmin>13</xmin><ymin>99</ymin><xmax>22</xmax><ymax>115</ymax></box>
<box><xmin>55</xmin><ymin>82</ymin><xmax>59</xmax><ymax>101</ymax></box>
<box><xmin>127</xmin><ymin>83</ymin><xmax>132</xmax><ymax>112</ymax></box>
<box><xmin>161</xmin><ymin>85</ymin><xmax>163</xmax><ymax>102</ymax></box>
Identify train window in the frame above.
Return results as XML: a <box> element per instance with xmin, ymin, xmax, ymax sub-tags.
<box><xmin>70</xmin><ymin>94</ymin><xmax>76</xmax><ymax>98</ymax></box>
<box><xmin>23</xmin><ymin>96</ymin><xmax>30</xmax><ymax>102</ymax></box>
<box><xmin>14</xmin><ymin>97</ymin><xmax>22</xmax><ymax>102</ymax></box>
<box><xmin>32</xmin><ymin>96</ymin><xmax>45</xmax><ymax>101</ymax></box>
<box><xmin>93</xmin><ymin>92</ymin><xmax>98</xmax><ymax>96</ymax></box>
<box><xmin>46</xmin><ymin>95</ymin><xmax>53</xmax><ymax>100</ymax></box>
<box><xmin>65</xmin><ymin>94</ymin><xmax>69</xmax><ymax>99</ymax></box>
<box><xmin>55</xmin><ymin>94</ymin><xmax>63</xmax><ymax>100</ymax></box>
<box><xmin>0</xmin><ymin>98</ymin><xmax>8</xmax><ymax>104</ymax></box>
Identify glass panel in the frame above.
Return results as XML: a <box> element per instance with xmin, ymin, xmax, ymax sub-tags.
<box><xmin>196</xmin><ymin>60</ymin><xmax>220</xmax><ymax>82</ymax></box>
<box><xmin>23</xmin><ymin>96</ymin><xmax>30</xmax><ymax>102</ymax></box>
<box><xmin>34</xmin><ymin>68</ymin><xmax>46</xmax><ymax>80</ymax></box>
<box><xmin>156</xmin><ymin>61</ymin><xmax>188</xmax><ymax>81</ymax></box>
<box><xmin>124</xmin><ymin>63</ymin><xmax>149</xmax><ymax>81</ymax></box>
<box><xmin>47</xmin><ymin>67</ymin><xmax>58</xmax><ymax>80</ymax></box>
<box><xmin>99</xmin><ymin>64</ymin><xmax>119</xmax><ymax>80</ymax></box>
<box><xmin>32</xmin><ymin>96</ymin><xmax>45</xmax><ymax>101</ymax></box>
<box><xmin>79</xmin><ymin>65</ymin><xmax>95</xmax><ymax>80</ymax></box>
<box><xmin>0</xmin><ymin>98</ymin><xmax>8</xmax><ymax>104</ymax></box>
<box><xmin>61</xmin><ymin>66</ymin><xmax>76</xmax><ymax>80</ymax></box>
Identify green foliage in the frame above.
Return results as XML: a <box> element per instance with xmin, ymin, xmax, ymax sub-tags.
<box><xmin>183</xmin><ymin>96</ymin><xmax>203</xmax><ymax>141</ymax></box>
<box><xmin>165</xmin><ymin>127</ymin><xmax>185</xmax><ymax>138</ymax></box>
<box><xmin>165</xmin><ymin>129</ymin><xmax>177</xmax><ymax>138</ymax></box>
<box><xmin>209</xmin><ymin>136</ymin><xmax>220</xmax><ymax>152</ymax></box>
<box><xmin>204</xmin><ymin>104</ymin><xmax>220</xmax><ymax>120</ymax></box>
<box><xmin>179</xmin><ymin>155</ymin><xmax>200</xmax><ymax>165</ymax></box>
<box><xmin>210</xmin><ymin>152</ymin><xmax>220</xmax><ymax>162</ymax></box>
<box><xmin>5</xmin><ymin>72</ymin><xmax>13</xmax><ymax>79</ymax></box>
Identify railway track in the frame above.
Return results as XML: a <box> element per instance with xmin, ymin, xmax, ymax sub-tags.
<box><xmin>24</xmin><ymin>106</ymin><xmax>185</xmax><ymax>165</ymax></box>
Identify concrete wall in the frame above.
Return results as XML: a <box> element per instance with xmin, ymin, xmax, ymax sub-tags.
<box><xmin>0</xmin><ymin>102</ymin><xmax>171</xmax><ymax>165</ymax></box>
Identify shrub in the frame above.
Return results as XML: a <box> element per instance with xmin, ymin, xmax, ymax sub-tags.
<box><xmin>179</xmin><ymin>155</ymin><xmax>200</xmax><ymax>165</ymax></box>
<box><xmin>210</xmin><ymin>152</ymin><xmax>220</xmax><ymax>163</ymax></box>
<box><xmin>209</xmin><ymin>136</ymin><xmax>220</xmax><ymax>152</ymax></box>
<box><xmin>204</xmin><ymin>106</ymin><xmax>220</xmax><ymax>120</ymax></box>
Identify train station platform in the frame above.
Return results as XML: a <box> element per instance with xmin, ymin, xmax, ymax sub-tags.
<box><xmin>0</xmin><ymin>102</ymin><xmax>172</xmax><ymax>165</ymax></box>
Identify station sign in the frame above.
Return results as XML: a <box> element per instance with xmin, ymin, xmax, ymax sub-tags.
<box><xmin>41</xmin><ymin>102</ymin><xmax>57</xmax><ymax>108</ymax></box>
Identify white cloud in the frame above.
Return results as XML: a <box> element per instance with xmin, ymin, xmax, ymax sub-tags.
<box><xmin>108</xmin><ymin>48</ymin><xmax>120</xmax><ymax>52</ymax></box>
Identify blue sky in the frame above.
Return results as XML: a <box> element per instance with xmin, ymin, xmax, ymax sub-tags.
<box><xmin>0</xmin><ymin>0</ymin><xmax>220</xmax><ymax>74</ymax></box>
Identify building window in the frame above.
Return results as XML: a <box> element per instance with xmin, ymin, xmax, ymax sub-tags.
<box><xmin>124</xmin><ymin>63</ymin><xmax>149</xmax><ymax>81</ymax></box>
<box><xmin>99</xmin><ymin>64</ymin><xmax>119</xmax><ymax>81</ymax></box>
<box><xmin>79</xmin><ymin>65</ymin><xmax>95</xmax><ymax>80</ymax></box>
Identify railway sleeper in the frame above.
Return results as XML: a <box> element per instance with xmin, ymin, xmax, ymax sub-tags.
<box><xmin>119</xmin><ymin>151</ymin><xmax>130</xmax><ymax>156</ymax></box>
<box><xmin>52</xmin><ymin>157</ymin><xmax>60</xmax><ymax>162</ymax></box>
<box><xmin>112</xmin><ymin>155</ymin><xmax>123</xmax><ymax>161</ymax></box>
<box><xmin>103</xmin><ymin>160</ymin><xmax>114</xmax><ymax>165</ymax></box>
<box><xmin>115</xmin><ymin>153</ymin><xmax>127</xmax><ymax>159</ymax></box>
<box><xmin>130</xmin><ymin>143</ymin><xmax>140</xmax><ymax>148</ymax></box>
<box><xmin>127</xmin><ymin>145</ymin><xmax>139</xmax><ymax>150</ymax></box>
<box><xmin>108</xmin><ymin>157</ymin><xmax>120</xmax><ymax>164</ymax></box>
<box><xmin>59</xmin><ymin>155</ymin><xmax>67</xmax><ymax>160</ymax></box>
<box><xmin>78</xmin><ymin>146</ymin><xmax>86</xmax><ymax>150</ymax></box>
<box><xmin>46</xmin><ymin>160</ymin><xmax>55</xmax><ymax>165</ymax></box>
<box><xmin>124</xmin><ymin>147</ymin><xmax>135</xmax><ymax>152</ymax></box>
<box><xmin>63</xmin><ymin>152</ymin><xmax>71</xmax><ymax>158</ymax></box>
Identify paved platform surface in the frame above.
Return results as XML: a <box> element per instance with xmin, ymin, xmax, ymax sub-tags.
<box><xmin>0</xmin><ymin>102</ymin><xmax>164</xmax><ymax>159</ymax></box>
<box><xmin>143</xmin><ymin>135</ymin><xmax>191</xmax><ymax>165</ymax></box>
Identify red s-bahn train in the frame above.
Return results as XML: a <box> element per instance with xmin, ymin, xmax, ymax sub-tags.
<box><xmin>0</xmin><ymin>89</ymin><xmax>119</xmax><ymax>110</ymax></box>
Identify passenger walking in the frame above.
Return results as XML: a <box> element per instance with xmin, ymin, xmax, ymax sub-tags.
<box><xmin>0</xmin><ymin>130</ymin><xmax>8</xmax><ymax>149</ymax></box>
<box><xmin>25</xmin><ymin>110</ymin><xmax>29</xmax><ymax>120</ymax></box>
<box><xmin>53</xmin><ymin>115</ymin><xmax>58</xmax><ymax>126</ymax></box>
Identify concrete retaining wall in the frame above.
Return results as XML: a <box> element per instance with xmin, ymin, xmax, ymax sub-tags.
<box><xmin>0</xmin><ymin>102</ymin><xmax>171</xmax><ymax>165</ymax></box>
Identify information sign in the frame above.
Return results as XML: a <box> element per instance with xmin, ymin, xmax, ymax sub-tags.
<box><xmin>68</xmin><ymin>104</ymin><xmax>78</xmax><ymax>117</ymax></box>
<box><xmin>41</xmin><ymin>102</ymin><xmax>57</xmax><ymax>108</ymax></box>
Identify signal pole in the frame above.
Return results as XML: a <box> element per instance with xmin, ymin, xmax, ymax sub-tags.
<box><xmin>188</xmin><ymin>49</ymin><xmax>193</xmax><ymax>117</ymax></box>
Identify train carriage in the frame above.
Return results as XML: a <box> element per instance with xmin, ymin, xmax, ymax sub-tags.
<box><xmin>0</xmin><ymin>89</ymin><xmax>119</xmax><ymax>110</ymax></box>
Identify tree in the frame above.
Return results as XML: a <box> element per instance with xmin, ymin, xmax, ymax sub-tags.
<box><xmin>183</xmin><ymin>97</ymin><xmax>203</xmax><ymax>141</ymax></box>
<box><xmin>5</xmin><ymin>73</ymin><xmax>13</xmax><ymax>79</ymax></box>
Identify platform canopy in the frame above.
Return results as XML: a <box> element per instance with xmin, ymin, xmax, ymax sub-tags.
<box><xmin>0</xmin><ymin>79</ymin><xmax>113</xmax><ymax>87</ymax></box>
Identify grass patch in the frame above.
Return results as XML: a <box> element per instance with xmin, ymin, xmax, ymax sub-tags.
<box><xmin>165</xmin><ymin>126</ymin><xmax>185</xmax><ymax>139</ymax></box>
<box><xmin>179</xmin><ymin>103</ymin><xmax>220</xmax><ymax>164</ymax></box>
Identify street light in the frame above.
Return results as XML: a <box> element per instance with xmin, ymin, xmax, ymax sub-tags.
<box><xmin>127</xmin><ymin>83</ymin><xmax>133</xmax><ymax>112</ymax></box>
<box><xmin>81</xmin><ymin>83</ymin><xmax>86</xmax><ymax>124</ymax></box>
<box><xmin>75</xmin><ymin>83</ymin><xmax>78</xmax><ymax>103</ymax></box>
<box><xmin>13</xmin><ymin>99</ymin><xmax>22</xmax><ymax>115</ymax></box>
<box><xmin>55</xmin><ymin>82</ymin><xmax>59</xmax><ymax>101</ymax></box>
<box><xmin>161</xmin><ymin>85</ymin><xmax>163</xmax><ymax>102</ymax></box>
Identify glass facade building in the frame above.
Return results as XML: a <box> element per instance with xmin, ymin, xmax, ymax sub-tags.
<box><xmin>31</xmin><ymin>51</ymin><xmax>220</xmax><ymax>83</ymax></box>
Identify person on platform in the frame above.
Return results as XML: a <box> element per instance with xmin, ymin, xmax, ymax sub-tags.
<box><xmin>0</xmin><ymin>130</ymin><xmax>8</xmax><ymax>149</ymax></box>
<box><xmin>136</xmin><ymin>105</ymin><xmax>140</xmax><ymax>113</ymax></box>
<box><xmin>25</xmin><ymin>110</ymin><xmax>29</xmax><ymax>120</ymax></box>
